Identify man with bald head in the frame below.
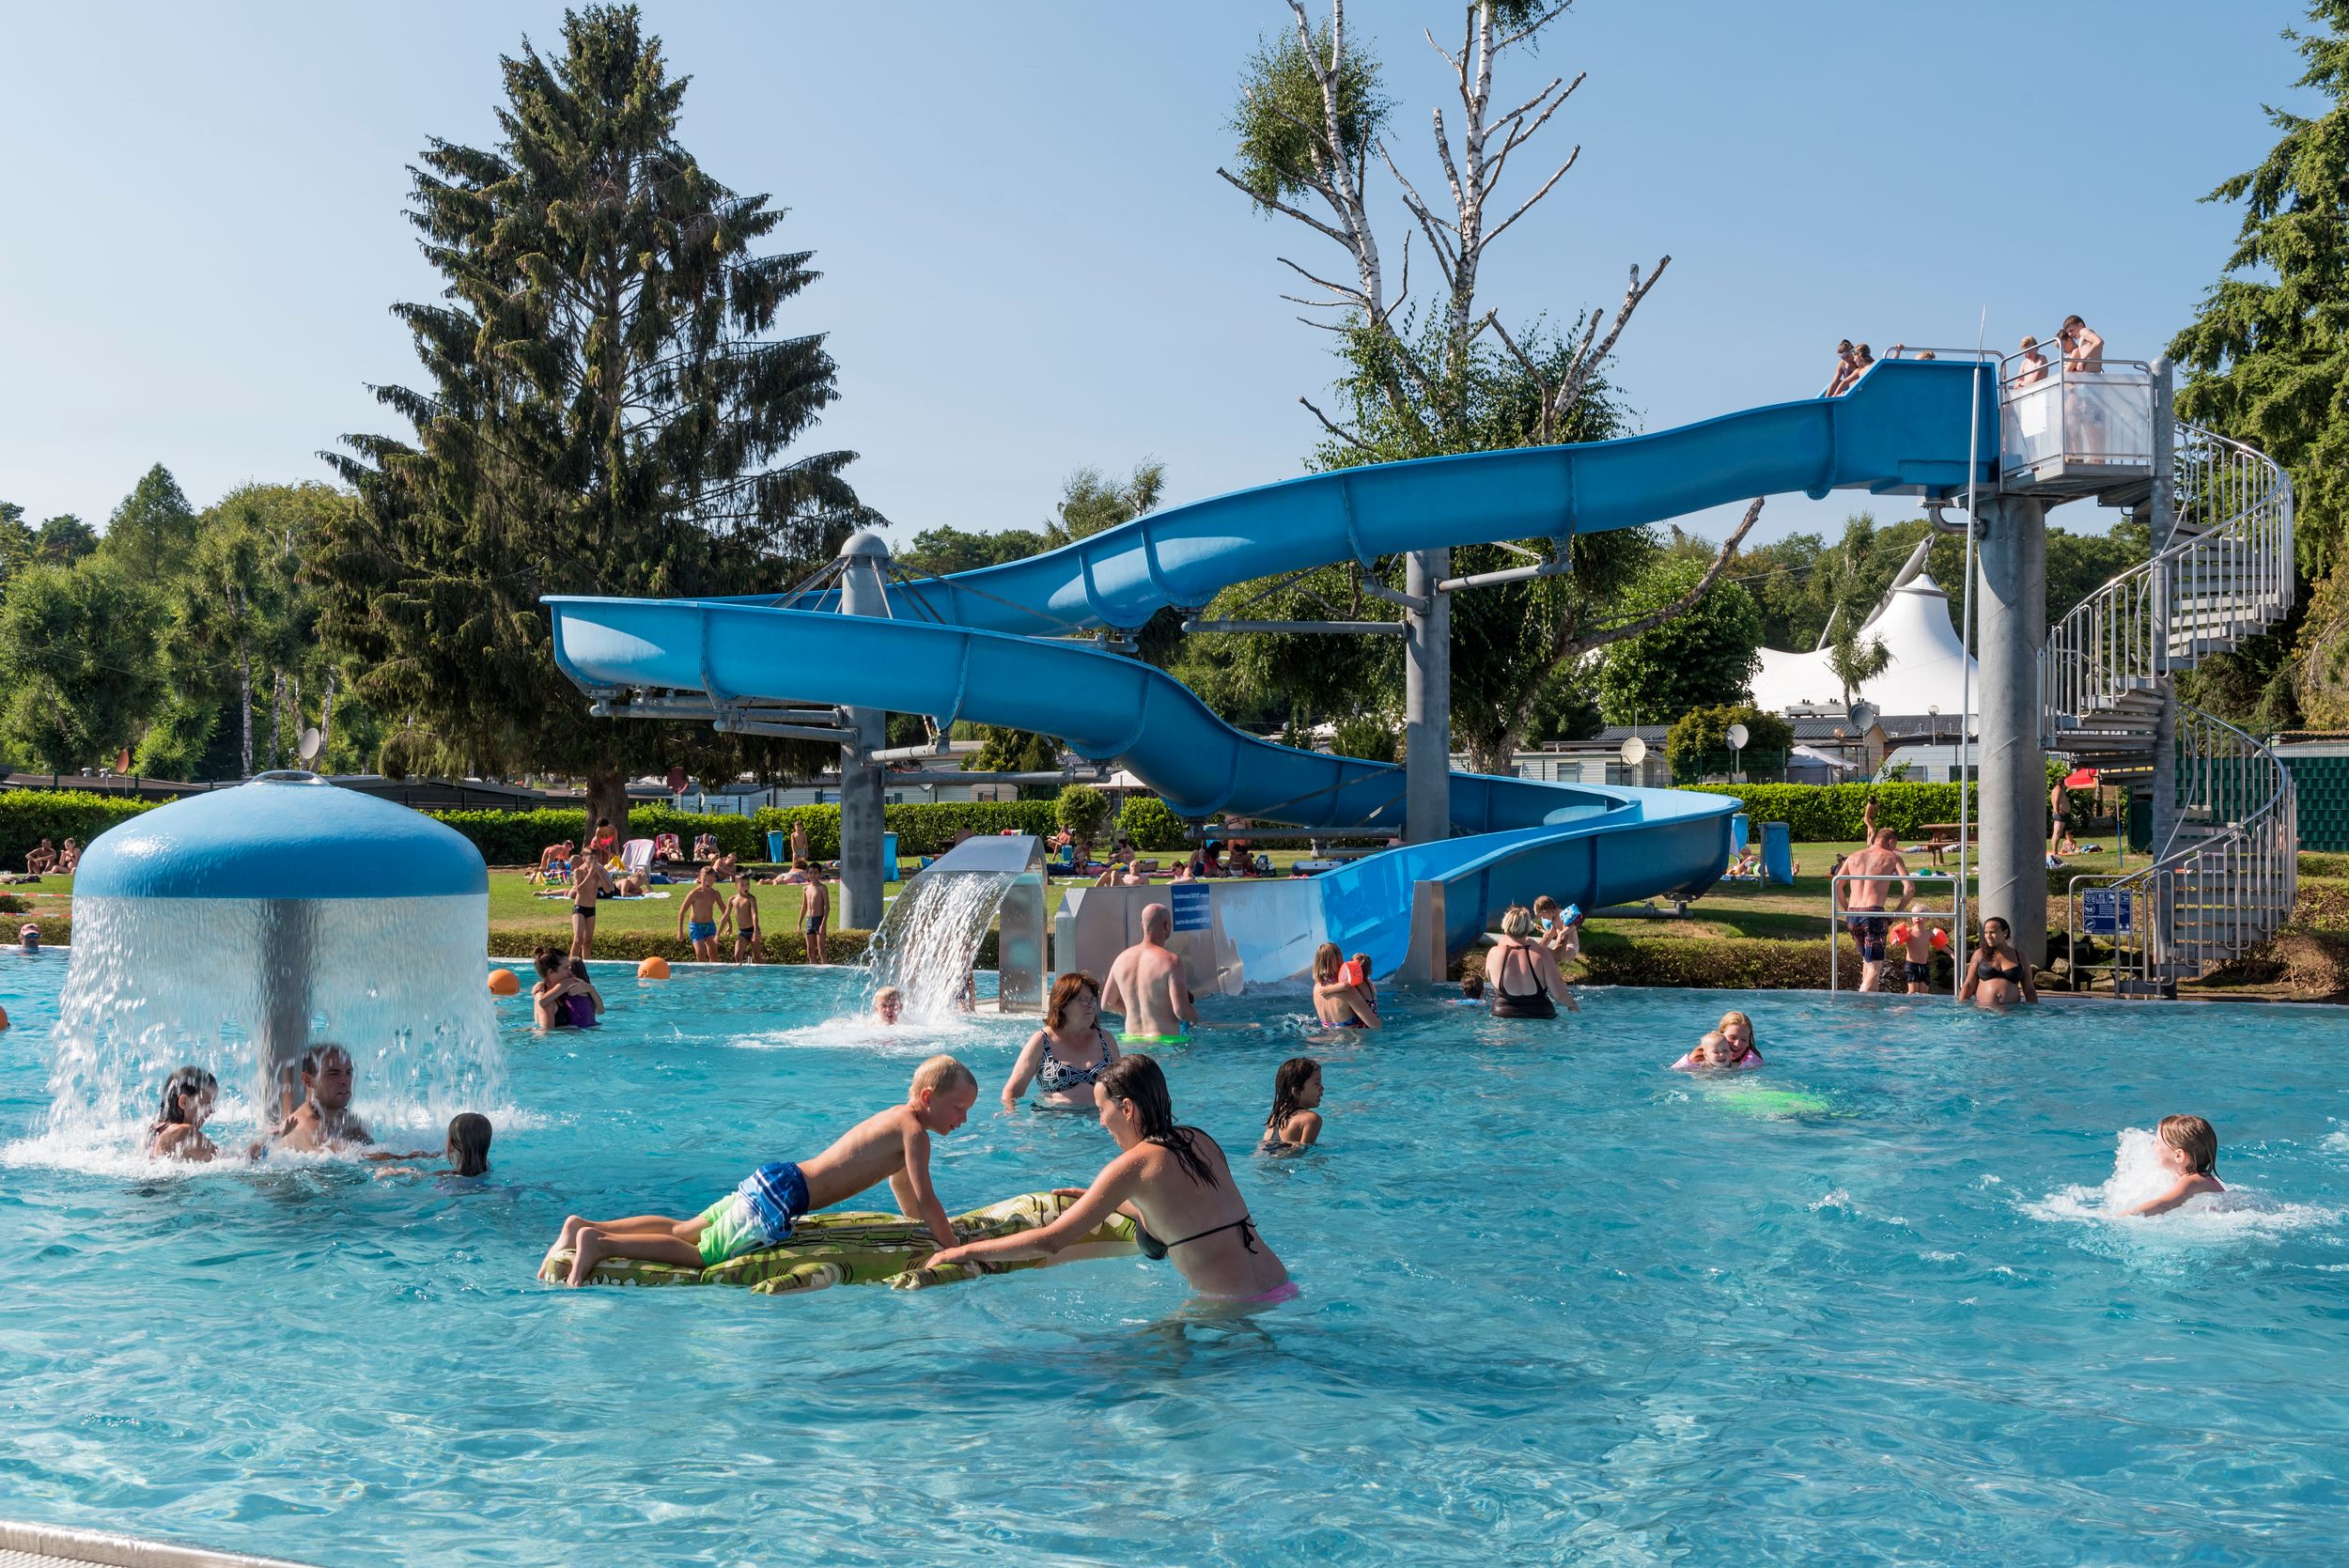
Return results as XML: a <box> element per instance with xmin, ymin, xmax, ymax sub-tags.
<box><xmin>1099</xmin><ymin>902</ymin><xmax>1196</xmax><ymax>1045</ymax></box>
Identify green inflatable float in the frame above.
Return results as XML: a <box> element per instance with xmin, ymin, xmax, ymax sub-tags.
<box><xmin>538</xmin><ymin>1188</ymin><xmax>1138</xmax><ymax>1295</ymax></box>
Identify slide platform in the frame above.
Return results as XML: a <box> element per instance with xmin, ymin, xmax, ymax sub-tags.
<box><xmin>549</xmin><ymin>361</ymin><xmax>1994</xmax><ymax>976</ymax></box>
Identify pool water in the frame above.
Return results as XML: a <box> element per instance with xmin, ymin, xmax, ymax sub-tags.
<box><xmin>5</xmin><ymin>955</ymin><xmax>2349</xmax><ymax>1565</ymax></box>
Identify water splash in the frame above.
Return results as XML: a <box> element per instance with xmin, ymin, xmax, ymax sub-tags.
<box><xmin>39</xmin><ymin>893</ymin><xmax>506</xmax><ymax>1156</ymax></box>
<box><xmin>864</xmin><ymin>871</ymin><xmax>1014</xmax><ymax>1023</ymax></box>
<box><xmin>2023</xmin><ymin>1126</ymin><xmax>2336</xmax><ymax>1242</ymax></box>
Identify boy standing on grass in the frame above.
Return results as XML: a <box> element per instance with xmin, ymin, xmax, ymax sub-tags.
<box><xmin>677</xmin><ymin>865</ymin><xmax>724</xmax><ymax>962</ymax></box>
<box><xmin>797</xmin><ymin>860</ymin><xmax>830</xmax><ymax>964</ymax></box>
<box><xmin>542</xmin><ymin>1055</ymin><xmax>980</xmax><ymax>1285</ymax></box>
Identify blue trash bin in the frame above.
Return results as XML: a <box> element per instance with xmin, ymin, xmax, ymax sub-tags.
<box><xmin>882</xmin><ymin>831</ymin><xmax>899</xmax><ymax>882</ymax></box>
<box><xmin>1761</xmin><ymin>820</ymin><xmax>1795</xmax><ymax>885</ymax></box>
<box><xmin>1729</xmin><ymin>812</ymin><xmax>1750</xmax><ymax>851</ymax></box>
<box><xmin>767</xmin><ymin>830</ymin><xmax>786</xmax><ymax>865</ymax></box>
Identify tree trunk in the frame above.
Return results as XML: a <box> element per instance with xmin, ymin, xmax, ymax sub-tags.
<box><xmin>238</xmin><ymin>639</ymin><xmax>254</xmax><ymax>779</ymax></box>
<box><xmin>320</xmin><ymin>673</ymin><xmax>336</xmax><ymax>765</ymax></box>
<box><xmin>269</xmin><ymin>672</ymin><xmax>285</xmax><ymax>769</ymax></box>
<box><xmin>586</xmin><ymin>767</ymin><xmax>630</xmax><ymax>849</ymax></box>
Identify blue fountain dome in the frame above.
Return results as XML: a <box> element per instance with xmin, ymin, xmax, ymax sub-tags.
<box><xmin>75</xmin><ymin>772</ymin><xmax>490</xmax><ymax>900</ymax></box>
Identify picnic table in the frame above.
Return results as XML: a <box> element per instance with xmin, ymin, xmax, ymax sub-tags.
<box><xmin>1913</xmin><ymin>823</ymin><xmax>1966</xmax><ymax>865</ymax></box>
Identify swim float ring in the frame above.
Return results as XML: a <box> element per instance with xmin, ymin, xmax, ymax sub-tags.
<box><xmin>538</xmin><ymin>1188</ymin><xmax>1137</xmax><ymax>1295</ymax></box>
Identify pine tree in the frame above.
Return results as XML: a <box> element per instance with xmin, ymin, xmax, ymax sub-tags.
<box><xmin>2170</xmin><ymin>0</ymin><xmax>2349</xmax><ymax>576</ymax></box>
<box><xmin>321</xmin><ymin>5</ymin><xmax>867</xmax><ymax>832</ymax></box>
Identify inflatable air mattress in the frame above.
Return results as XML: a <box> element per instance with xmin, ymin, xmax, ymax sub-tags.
<box><xmin>538</xmin><ymin>1188</ymin><xmax>1137</xmax><ymax>1295</ymax></box>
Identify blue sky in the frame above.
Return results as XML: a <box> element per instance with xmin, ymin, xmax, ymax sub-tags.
<box><xmin>0</xmin><ymin>1</ymin><xmax>2311</xmax><ymax>549</ymax></box>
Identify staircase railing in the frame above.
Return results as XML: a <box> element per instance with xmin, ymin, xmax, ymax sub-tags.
<box><xmin>2046</xmin><ymin>421</ymin><xmax>2298</xmax><ymax>990</ymax></box>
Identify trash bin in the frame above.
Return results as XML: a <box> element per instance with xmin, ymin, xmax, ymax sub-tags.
<box><xmin>882</xmin><ymin>831</ymin><xmax>899</xmax><ymax>883</ymax></box>
<box><xmin>1729</xmin><ymin>812</ymin><xmax>1750</xmax><ymax>850</ymax></box>
<box><xmin>1761</xmin><ymin>820</ymin><xmax>1794</xmax><ymax>885</ymax></box>
<box><xmin>767</xmin><ymin>831</ymin><xmax>786</xmax><ymax>865</ymax></box>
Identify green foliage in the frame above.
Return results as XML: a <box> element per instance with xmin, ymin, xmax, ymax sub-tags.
<box><xmin>1054</xmin><ymin>784</ymin><xmax>1112</xmax><ymax>844</ymax></box>
<box><xmin>0</xmin><ymin>789</ymin><xmax>157</xmax><ymax>863</ymax></box>
<box><xmin>1226</xmin><ymin>20</ymin><xmax>1388</xmax><ymax>207</ymax></box>
<box><xmin>319</xmin><ymin>5</ymin><xmax>862</xmax><ymax>823</ymax></box>
<box><xmin>874</xmin><ymin>800</ymin><xmax>1060</xmax><ymax>855</ymax></box>
<box><xmin>1595</xmin><ymin>551</ymin><xmax>1764</xmax><ymax>723</ymax></box>
<box><xmin>0</xmin><ymin>559</ymin><xmax>164</xmax><ymax>770</ymax></box>
<box><xmin>1824</xmin><ymin>618</ymin><xmax>1891</xmax><ymax>708</ymax></box>
<box><xmin>1568</xmin><ymin>931</ymin><xmax>1836</xmax><ymax>991</ymax></box>
<box><xmin>97</xmin><ymin>465</ymin><xmax>199</xmax><ymax>581</ymax></box>
<box><xmin>489</xmin><ymin>924</ymin><xmax>874</xmax><ymax>967</ymax></box>
<box><xmin>1329</xmin><ymin>713</ymin><xmax>1398</xmax><ymax>764</ymax></box>
<box><xmin>1683</xmin><ymin>782</ymin><xmax>1974</xmax><ymax>842</ymax></box>
<box><xmin>1118</xmin><ymin>796</ymin><xmax>1190</xmax><ymax>851</ymax></box>
<box><xmin>897</xmin><ymin>525</ymin><xmax>1050</xmax><ymax>576</ymax></box>
<box><xmin>424</xmin><ymin>806</ymin><xmax>767</xmax><ymax>863</ymax></box>
<box><xmin>2170</xmin><ymin>0</ymin><xmax>2349</xmax><ymax>577</ymax></box>
<box><xmin>967</xmin><ymin>726</ymin><xmax>1060</xmax><ymax>773</ymax></box>
<box><xmin>1664</xmin><ymin>706</ymin><xmax>1793</xmax><ymax>775</ymax></box>
<box><xmin>35</xmin><ymin>515</ymin><xmax>97</xmax><ymax>565</ymax></box>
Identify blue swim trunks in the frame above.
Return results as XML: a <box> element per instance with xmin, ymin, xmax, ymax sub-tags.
<box><xmin>687</xmin><ymin>920</ymin><xmax>718</xmax><ymax>942</ymax></box>
<box><xmin>694</xmin><ymin>1160</ymin><xmax>810</xmax><ymax>1266</ymax></box>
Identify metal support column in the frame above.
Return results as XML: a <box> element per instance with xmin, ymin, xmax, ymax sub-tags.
<box><xmin>1403</xmin><ymin>548</ymin><xmax>1451</xmax><ymax>846</ymax></box>
<box><xmin>2146</xmin><ymin>360</ymin><xmax>2179</xmax><ymax>972</ymax></box>
<box><xmin>836</xmin><ymin>531</ymin><xmax>890</xmax><ymax>932</ymax></box>
<box><xmin>1976</xmin><ymin>493</ymin><xmax>2048</xmax><ymax>965</ymax></box>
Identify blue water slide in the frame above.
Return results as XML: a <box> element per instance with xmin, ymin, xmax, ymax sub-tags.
<box><xmin>547</xmin><ymin>360</ymin><xmax>1994</xmax><ymax>973</ymax></box>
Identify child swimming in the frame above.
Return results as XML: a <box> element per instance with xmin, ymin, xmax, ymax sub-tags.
<box><xmin>541</xmin><ymin>1055</ymin><xmax>979</xmax><ymax>1285</ymax></box>
<box><xmin>1453</xmin><ymin>971</ymin><xmax>1486</xmax><ymax>1005</ymax></box>
<box><xmin>1263</xmin><ymin>1057</ymin><xmax>1324</xmax><ymax>1148</ymax></box>
<box><xmin>148</xmin><ymin>1066</ymin><xmax>220</xmax><ymax>1161</ymax></box>
<box><xmin>874</xmin><ymin>986</ymin><xmax>904</xmax><ymax>1025</ymax></box>
<box><xmin>532</xmin><ymin>948</ymin><xmax>602</xmax><ymax>1030</ymax></box>
<box><xmin>1671</xmin><ymin>1010</ymin><xmax>1764</xmax><ymax>1071</ymax></box>
<box><xmin>2122</xmin><ymin>1114</ymin><xmax>2225</xmax><ymax>1217</ymax></box>
<box><xmin>377</xmin><ymin>1112</ymin><xmax>494</xmax><ymax>1179</ymax></box>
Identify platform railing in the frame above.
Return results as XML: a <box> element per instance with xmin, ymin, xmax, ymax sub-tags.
<box><xmin>1998</xmin><ymin>357</ymin><xmax>2155</xmax><ymax>483</ymax></box>
<box><xmin>1827</xmin><ymin>872</ymin><xmax>1966</xmax><ymax>993</ymax></box>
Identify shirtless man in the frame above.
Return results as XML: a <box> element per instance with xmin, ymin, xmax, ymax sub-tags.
<box><xmin>543</xmin><ymin>1055</ymin><xmax>980</xmax><ymax>1285</ymax></box>
<box><xmin>788</xmin><ymin>820</ymin><xmax>811</xmax><ymax>865</ymax></box>
<box><xmin>2057</xmin><ymin>314</ymin><xmax>2104</xmax><ymax>373</ymax></box>
<box><xmin>568</xmin><ymin>854</ymin><xmax>611</xmax><ymax>960</ymax></box>
<box><xmin>23</xmin><ymin>839</ymin><xmax>55</xmax><ymax>876</ymax></box>
<box><xmin>1095</xmin><ymin>859</ymin><xmax>1149</xmax><ymax>888</ymax></box>
<box><xmin>677</xmin><ymin>865</ymin><xmax>724</xmax><ymax>962</ymax></box>
<box><xmin>535</xmin><ymin>840</ymin><xmax>569</xmax><ymax>881</ymax></box>
<box><xmin>723</xmin><ymin>874</ymin><xmax>762</xmax><ymax>964</ymax></box>
<box><xmin>1837</xmin><ymin>827</ymin><xmax>1912</xmax><ymax>993</ymax></box>
<box><xmin>796</xmin><ymin>861</ymin><xmax>830</xmax><ymax>964</ymax></box>
<box><xmin>253</xmin><ymin>1046</ymin><xmax>374</xmax><ymax>1156</ymax></box>
<box><xmin>1100</xmin><ymin>903</ymin><xmax>1196</xmax><ymax>1046</ymax></box>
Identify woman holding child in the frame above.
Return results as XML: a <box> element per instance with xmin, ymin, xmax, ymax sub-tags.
<box><xmin>927</xmin><ymin>1054</ymin><xmax>1296</xmax><ymax>1305</ymax></box>
<box><xmin>1000</xmin><ymin>972</ymin><xmax>1121</xmax><ymax>1110</ymax></box>
<box><xmin>1484</xmin><ymin>906</ymin><xmax>1578</xmax><ymax>1018</ymax></box>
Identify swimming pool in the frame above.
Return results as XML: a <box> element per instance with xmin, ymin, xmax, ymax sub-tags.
<box><xmin>5</xmin><ymin>955</ymin><xmax>2348</xmax><ymax>1565</ymax></box>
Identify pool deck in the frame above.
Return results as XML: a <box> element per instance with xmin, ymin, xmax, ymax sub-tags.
<box><xmin>0</xmin><ymin>1522</ymin><xmax>314</xmax><ymax>1568</ymax></box>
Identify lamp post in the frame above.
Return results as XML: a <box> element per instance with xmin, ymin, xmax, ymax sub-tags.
<box><xmin>1928</xmin><ymin>704</ymin><xmax>1939</xmax><ymax>747</ymax></box>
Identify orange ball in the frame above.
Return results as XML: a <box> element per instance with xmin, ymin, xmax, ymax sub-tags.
<box><xmin>638</xmin><ymin>955</ymin><xmax>672</xmax><ymax>980</ymax></box>
<box><xmin>487</xmin><ymin>968</ymin><xmax>521</xmax><ymax>997</ymax></box>
<box><xmin>0</xmin><ymin>1004</ymin><xmax>9</xmax><ymax>1030</ymax></box>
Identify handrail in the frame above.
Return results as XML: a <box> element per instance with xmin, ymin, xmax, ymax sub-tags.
<box><xmin>1826</xmin><ymin>872</ymin><xmax>1966</xmax><ymax>993</ymax></box>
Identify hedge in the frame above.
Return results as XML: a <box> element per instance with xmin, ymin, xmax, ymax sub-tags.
<box><xmin>1685</xmin><ymin>782</ymin><xmax>1977</xmax><ymax>843</ymax></box>
<box><xmin>0</xmin><ymin>790</ymin><xmax>156</xmax><ymax>865</ymax></box>
<box><xmin>488</xmin><ymin>925</ymin><xmax>877</xmax><ymax>967</ymax></box>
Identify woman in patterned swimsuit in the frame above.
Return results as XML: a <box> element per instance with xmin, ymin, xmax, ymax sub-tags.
<box><xmin>1000</xmin><ymin>972</ymin><xmax>1121</xmax><ymax>1111</ymax></box>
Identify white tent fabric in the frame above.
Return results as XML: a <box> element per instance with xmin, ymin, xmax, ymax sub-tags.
<box><xmin>1790</xmin><ymin>744</ymin><xmax>1860</xmax><ymax>770</ymax></box>
<box><xmin>1749</xmin><ymin>575</ymin><xmax>1978</xmax><ymax>716</ymax></box>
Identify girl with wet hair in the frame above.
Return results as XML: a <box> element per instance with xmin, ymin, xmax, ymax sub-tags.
<box><xmin>926</xmin><ymin>1052</ymin><xmax>1296</xmax><ymax>1305</ymax></box>
<box><xmin>149</xmin><ymin>1065</ymin><xmax>221</xmax><ymax>1162</ymax></box>
<box><xmin>1264</xmin><ymin>1057</ymin><xmax>1324</xmax><ymax>1149</ymax></box>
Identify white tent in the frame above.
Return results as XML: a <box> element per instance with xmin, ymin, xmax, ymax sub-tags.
<box><xmin>1749</xmin><ymin>573</ymin><xmax>1978</xmax><ymax>717</ymax></box>
<box><xmin>1790</xmin><ymin>744</ymin><xmax>1860</xmax><ymax>770</ymax></box>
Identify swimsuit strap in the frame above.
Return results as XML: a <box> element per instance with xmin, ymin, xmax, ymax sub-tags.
<box><xmin>1159</xmin><ymin>1214</ymin><xmax>1260</xmax><ymax>1253</ymax></box>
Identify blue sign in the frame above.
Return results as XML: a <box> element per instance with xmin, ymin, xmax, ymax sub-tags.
<box><xmin>2082</xmin><ymin>888</ymin><xmax>2134</xmax><ymax>937</ymax></box>
<box><xmin>1171</xmin><ymin>881</ymin><xmax>1213</xmax><ymax>934</ymax></box>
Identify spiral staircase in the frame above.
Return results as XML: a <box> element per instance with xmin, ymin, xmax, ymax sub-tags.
<box><xmin>2038</xmin><ymin>420</ymin><xmax>2299</xmax><ymax>992</ymax></box>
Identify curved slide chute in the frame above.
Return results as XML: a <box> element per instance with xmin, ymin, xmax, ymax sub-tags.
<box><xmin>548</xmin><ymin>361</ymin><xmax>1992</xmax><ymax>974</ymax></box>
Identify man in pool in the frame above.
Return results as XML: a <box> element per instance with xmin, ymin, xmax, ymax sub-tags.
<box><xmin>1838</xmin><ymin>827</ymin><xmax>1912</xmax><ymax>993</ymax></box>
<box><xmin>542</xmin><ymin>1054</ymin><xmax>980</xmax><ymax>1286</ymax></box>
<box><xmin>255</xmin><ymin>1045</ymin><xmax>414</xmax><ymax>1157</ymax></box>
<box><xmin>677</xmin><ymin>865</ymin><xmax>724</xmax><ymax>962</ymax></box>
<box><xmin>1100</xmin><ymin>902</ymin><xmax>1195</xmax><ymax>1045</ymax></box>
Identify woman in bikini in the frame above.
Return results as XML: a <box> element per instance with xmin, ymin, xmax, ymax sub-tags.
<box><xmin>1958</xmin><ymin>915</ymin><xmax>2037</xmax><ymax>1007</ymax></box>
<box><xmin>1483</xmin><ymin>905</ymin><xmax>1579</xmax><ymax>1018</ymax></box>
<box><xmin>1000</xmin><ymin>972</ymin><xmax>1121</xmax><ymax>1110</ymax></box>
<box><xmin>927</xmin><ymin>1054</ymin><xmax>1295</xmax><ymax>1306</ymax></box>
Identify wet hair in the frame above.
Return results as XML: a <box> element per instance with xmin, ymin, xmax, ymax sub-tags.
<box><xmin>446</xmin><ymin>1112</ymin><xmax>492</xmax><ymax>1177</ymax></box>
<box><xmin>569</xmin><ymin>956</ymin><xmax>592</xmax><ymax>979</ymax></box>
<box><xmin>1717</xmin><ymin>1009</ymin><xmax>1754</xmax><ymax>1040</ymax></box>
<box><xmin>153</xmin><ymin>1065</ymin><xmax>218</xmax><ymax>1130</ymax></box>
<box><xmin>532</xmin><ymin>946</ymin><xmax>566</xmax><ymax>979</ymax></box>
<box><xmin>1267</xmin><ymin>1057</ymin><xmax>1321</xmax><ymax>1133</ymax></box>
<box><xmin>1097</xmin><ymin>1053</ymin><xmax>1219</xmax><ymax>1188</ymax></box>
<box><xmin>910</xmin><ymin>1054</ymin><xmax>976</xmax><ymax>1099</ymax></box>
<box><xmin>1313</xmin><ymin>941</ymin><xmax>1343</xmax><ymax>983</ymax></box>
<box><xmin>1500</xmin><ymin>905</ymin><xmax>1537</xmax><ymax>939</ymax></box>
<box><xmin>1982</xmin><ymin>915</ymin><xmax>2012</xmax><ymax>939</ymax></box>
<box><xmin>1045</xmin><ymin>971</ymin><xmax>1099</xmax><ymax>1032</ymax></box>
<box><xmin>1460</xmin><ymin>971</ymin><xmax>1486</xmax><ymax>999</ymax></box>
<box><xmin>300</xmin><ymin>1043</ymin><xmax>351</xmax><ymax>1078</ymax></box>
<box><xmin>874</xmin><ymin>986</ymin><xmax>903</xmax><ymax>1011</ymax></box>
<box><xmin>1349</xmin><ymin>953</ymin><xmax>1372</xmax><ymax>981</ymax></box>
<box><xmin>2157</xmin><ymin>1113</ymin><xmax>2217</xmax><ymax>1175</ymax></box>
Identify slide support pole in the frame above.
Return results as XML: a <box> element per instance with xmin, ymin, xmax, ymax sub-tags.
<box><xmin>837</xmin><ymin>531</ymin><xmax>891</xmax><ymax>931</ymax></box>
<box><xmin>1405</xmin><ymin>548</ymin><xmax>1451</xmax><ymax>846</ymax></box>
<box><xmin>1975</xmin><ymin>494</ymin><xmax>2048</xmax><ymax>965</ymax></box>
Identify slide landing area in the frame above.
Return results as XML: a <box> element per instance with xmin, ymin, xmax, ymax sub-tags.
<box><xmin>550</xmin><ymin>361</ymin><xmax>1995</xmax><ymax>974</ymax></box>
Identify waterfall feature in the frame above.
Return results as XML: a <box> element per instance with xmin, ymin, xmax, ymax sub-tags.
<box><xmin>864</xmin><ymin>833</ymin><xmax>1048</xmax><ymax>1021</ymax></box>
<box><xmin>41</xmin><ymin>772</ymin><xmax>504</xmax><ymax>1148</ymax></box>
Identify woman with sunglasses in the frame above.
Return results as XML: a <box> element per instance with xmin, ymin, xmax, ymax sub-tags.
<box><xmin>1958</xmin><ymin>916</ymin><xmax>2038</xmax><ymax>1007</ymax></box>
<box><xmin>925</xmin><ymin>1054</ymin><xmax>1295</xmax><ymax>1306</ymax></box>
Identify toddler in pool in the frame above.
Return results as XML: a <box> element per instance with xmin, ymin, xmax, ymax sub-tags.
<box><xmin>2122</xmin><ymin>1113</ymin><xmax>2225</xmax><ymax>1217</ymax></box>
<box><xmin>1671</xmin><ymin>1010</ymin><xmax>1764</xmax><ymax>1071</ymax></box>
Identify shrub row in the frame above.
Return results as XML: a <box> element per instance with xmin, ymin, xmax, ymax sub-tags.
<box><xmin>1683</xmin><ymin>782</ymin><xmax>1977</xmax><ymax>843</ymax></box>
<box><xmin>488</xmin><ymin>925</ymin><xmax>878</xmax><ymax>967</ymax></box>
<box><xmin>0</xmin><ymin>790</ymin><xmax>156</xmax><ymax>864</ymax></box>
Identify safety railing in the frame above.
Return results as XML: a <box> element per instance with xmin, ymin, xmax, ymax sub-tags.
<box><xmin>2063</xmin><ymin>710</ymin><xmax>2298</xmax><ymax>991</ymax></box>
<box><xmin>1827</xmin><ymin>872</ymin><xmax>1967</xmax><ymax>994</ymax></box>
<box><xmin>1999</xmin><ymin>352</ymin><xmax>2155</xmax><ymax>484</ymax></box>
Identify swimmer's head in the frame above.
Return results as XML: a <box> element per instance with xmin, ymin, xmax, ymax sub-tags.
<box><xmin>1313</xmin><ymin>942</ymin><xmax>1343</xmax><ymax>984</ymax></box>
<box><xmin>2156</xmin><ymin>1113</ymin><xmax>2218</xmax><ymax>1176</ymax></box>
<box><xmin>874</xmin><ymin>986</ymin><xmax>904</xmax><ymax>1024</ymax></box>
<box><xmin>1268</xmin><ymin>1056</ymin><xmax>1322</xmax><ymax>1129</ymax></box>
<box><xmin>1460</xmin><ymin>971</ymin><xmax>1486</xmax><ymax>999</ymax></box>
<box><xmin>301</xmin><ymin>1045</ymin><xmax>354</xmax><ymax>1111</ymax></box>
<box><xmin>446</xmin><ymin>1112</ymin><xmax>492</xmax><ymax>1177</ymax></box>
<box><xmin>17</xmin><ymin>922</ymin><xmax>38</xmax><ymax>954</ymax></box>
<box><xmin>1141</xmin><ymin>903</ymin><xmax>1172</xmax><ymax>941</ymax></box>
<box><xmin>1716</xmin><ymin>1010</ymin><xmax>1753</xmax><ymax>1048</ymax></box>
<box><xmin>157</xmin><ymin>1064</ymin><xmax>219</xmax><ymax>1127</ymax></box>
<box><xmin>910</xmin><ymin>1055</ymin><xmax>977</xmax><ymax>1131</ymax></box>
<box><xmin>1500</xmin><ymin>906</ymin><xmax>1537</xmax><ymax>940</ymax></box>
<box><xmin>1690</xmin><ymin>1031</ymin><xmax>1729</xmax><ymax>1065</ymax></box>
<box><xmin>532</xmin><ymin>946</ymin><xmax>567</xmax><ymax>979</ymax></box>
<box><xmin>1045</xmin><ymin>972</ymin><xmax>1097</xmax><ymax>1032</ymax></box>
